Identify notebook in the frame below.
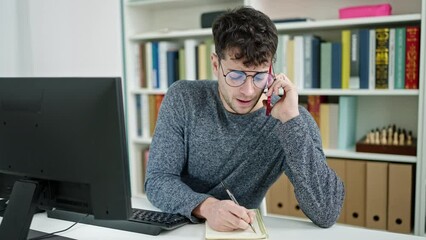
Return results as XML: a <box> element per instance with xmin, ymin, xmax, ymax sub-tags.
<box><xmin>205</xmin><ymin>209</ymin><xmax>268</xmax><ymax>240</ymax></box>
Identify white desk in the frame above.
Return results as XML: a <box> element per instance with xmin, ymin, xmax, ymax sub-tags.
<box><xmin>3</xmin><ymin>197</ymin><xmax>425</xmax><ymax>240</ymax></box>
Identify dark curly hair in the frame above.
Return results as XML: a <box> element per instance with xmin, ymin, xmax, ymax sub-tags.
<box><xmin>212</xmin><ymin>7</ymin><xmax>278</xmax><ymax>67</ymax></box>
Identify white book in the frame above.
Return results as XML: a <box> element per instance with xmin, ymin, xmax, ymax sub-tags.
<box><xmin>294</xmin><ymin>35</ymin><xmax>305</xmax><ymax>90</ymax></box>
<box><xmin>368</xmin><ymin>29</ymin><xmax>376</xmax><ymax>90</ymax></box>
<box><xmin>184</xmin><ymin>39</ymin><xmax>200</xmax><ymax>80</ymax></box>
<box><xmin>281</xmin><ymin>34</ymin><xmax>290</xmax><ymax>74</ymax></box>
<box><xmin>388</xmin><ymin>28</ymin><xmax>396</xmax><ymax>90</ymax></box>
<box><xmin>132</xmin><ymin>43</ymin><xmax>141</xmax><ymax>89</ymax></box>
<box><xmin>144</xmin><ymin>42</ymin><xmax>153</xmax><ymax>89</ymax></box>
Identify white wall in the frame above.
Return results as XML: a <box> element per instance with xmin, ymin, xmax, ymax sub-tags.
<box><xmin>0</xmin><ymin>0</ymin><xmax>123</xmax><ymax>77</ymax></box>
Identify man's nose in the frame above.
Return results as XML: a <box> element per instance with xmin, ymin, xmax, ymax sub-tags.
<box><xmin>239</xmin><ymin>76</ymin><xmax>256</xmax><ymax>96</ymax></box>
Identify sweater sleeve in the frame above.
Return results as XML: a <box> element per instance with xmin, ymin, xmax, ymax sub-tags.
<box><xmin>279</xmin><ymin>106</ymin><xmax>345</xmax><ymax>228</ymax></box>
<box><xmin>144</xmin><ymin>82</ymin><xmax>210</xmax><ymax>223</ymax></box>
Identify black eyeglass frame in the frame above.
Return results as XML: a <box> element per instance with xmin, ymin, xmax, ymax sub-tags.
<box><xmin>218</xmin><ymin>58</ymin><xmax>276</xmax><ymax>89</ymax></box>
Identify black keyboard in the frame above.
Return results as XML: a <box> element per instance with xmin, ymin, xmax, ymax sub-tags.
<box><xmin>47</xmin><ymin>208</ymin><xmax>191</xmax><ymax>236</ymax></box>
<box><xmin>129</xmin><ymin>208</ymin><xmax>190</xmax><ymax>230</ymax></box>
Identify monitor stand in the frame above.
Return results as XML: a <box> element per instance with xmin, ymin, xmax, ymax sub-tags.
<box><xmin>0</xmin><ymin>180</ymin><xmax>75</xmax><ymax>240</ymax></box>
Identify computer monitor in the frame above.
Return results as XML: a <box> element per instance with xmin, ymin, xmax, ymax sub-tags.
<box><xmin>0</xmin><ymin>77</ymin><xmax>131</xmax><ymax>239</ymax></box>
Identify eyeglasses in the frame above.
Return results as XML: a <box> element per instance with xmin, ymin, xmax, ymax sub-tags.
<box><xmin>219</xmin><ymin>60</ymin><xmax>275</xmax><ymax>89</ymax></box>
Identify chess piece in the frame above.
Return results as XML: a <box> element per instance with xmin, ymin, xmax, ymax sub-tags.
<box><xmin>369</xmin><ymin>129</ymin><xmax>375</xmax><ymax>144</ymax></box>
<box><xmin>387</xmin><ymin>125</ymin><xmax>393</xmax><ymax>145</ymax></box>
<box><xmin>393</xmin><ymin>129</ymin><xmax>399</xmax><ymax>146</ymax></box>
<box><xmin>365</xmin><ymin>133</ymin><xmax>370</xmax><ymax>144</ymax></box>
<box><xmin>381</xmin><ymin>127</ymin><xmax>387</xmax><ymax>145</ymax></box>
<box><xmin>399</xmin><ymin>129</ymin><xmax>405</xmax><ymax>146</ymax></box>
<box><xmin>407</xmin><ymin>131</ymin><xmax>413</xmax><ymax>146</ymax></box>
<box><xmin>375</xmin><ymin>128</ymin><xmax>380</xmax><ymax>145</ymax></box>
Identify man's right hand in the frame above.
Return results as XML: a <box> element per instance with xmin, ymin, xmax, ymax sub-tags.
<box><xmin>192</xmin><ymin>197</ymin><xmax>256</xmax><ymax>232</ymax></box>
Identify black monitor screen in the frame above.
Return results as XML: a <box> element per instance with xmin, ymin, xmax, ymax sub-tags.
<box><xmin>0</xmin><ymin>77</ymin><xmax>131</xmax><ymax>239</ymax></box>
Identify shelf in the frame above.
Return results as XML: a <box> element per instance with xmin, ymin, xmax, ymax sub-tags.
<box><xmin>275</xmin><ymin>14</ymin><xmax>421</xmax><ymax>32</ymax></box>
<box><xmin>126</xmin><ymin>0</ymin><xmax>236</xmax><ymax>8</ymax></box>
<box><xmin>130</xmin><ymin>88</ymin><xmax>418</xmax><ymax>96</ymax></box>
<box><xmin>325</xmin><ymin>148</ymin><xmax>417</xmax><ymax>163</ymax></box>
<box><xmin>130</xmin><ymin>28</ymin><xmax>212</xmax><ymax>41</ymax></box>
<box><xmin>130</xmin><ymin>14</ymin><xmax>421</xmax><ymax>41</ymax></box>
<box><xmin>131</xmin><ymin>89</ymin><xmax>168</xmax><ymax>95</ymax></box>
<box><xmin>134</xmin><ymin>137</ymin><xmax>153</xmax><ymax>144</ymax></box>
<box><xmin>298</xmin><ymin>89</ymin><xmax>419</xmax><ymax>96</ymax></box>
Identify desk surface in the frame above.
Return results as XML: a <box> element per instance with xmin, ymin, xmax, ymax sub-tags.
<box><xmin>2</xmin><ymin>197</ymin><xmax>425</xmax><ymax>240</ymax></box>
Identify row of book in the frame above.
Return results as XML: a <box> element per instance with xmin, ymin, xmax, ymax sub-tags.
<box><xmin>275</xmin><ymin>26</ymin><xmax>420</xmax><ymax>90</ymax></box>
<box><xmin>133</xmin><ymin>26</ymin><xmax>420</xmax><ymax>91</ymax></box>
<box><xmin>134</xmin><ymin>39</ymin><xmax>216</xmax><ymax>90</ymax></box>
<box><xmin>303</xmin><ymin>96</ymin><xmax>357</xmax><ymax>150</ymax></box>
<box><xmin>266</xmin><ymin>159</ymin><xmax>413</xmax><ymax>234</ymax></box>
<box><xmin>135</xmin><ymin>94</ymin><xmax>164</xmax><ymax>138</ymax></box>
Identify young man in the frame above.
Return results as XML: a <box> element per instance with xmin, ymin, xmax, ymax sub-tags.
<box><xmin>145</xmin><ymin>7</ymin><xmax>344</xmax><ymax>232</ymax></box>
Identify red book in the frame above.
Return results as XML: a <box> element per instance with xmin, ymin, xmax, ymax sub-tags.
<box><xmin>405</xmin><ymin>26</ymin><xmax>420</xmax><ymax>89</ymax></box>
<box><xmin>307</xmin><ymin>95</ymin><xmax>326</xmax><ymax>127</ymax></box>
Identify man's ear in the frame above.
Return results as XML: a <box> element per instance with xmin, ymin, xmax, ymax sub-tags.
<box><xmin>211</xmin><ymin>52</ymin><xmax>219</xmax><ymax>78</ymax></box>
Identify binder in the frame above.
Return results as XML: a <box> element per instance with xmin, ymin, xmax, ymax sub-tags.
<box><xmin>345</xmin><ymin>160</ymin><xmax>366</xmax><ymax>226</ymax></box>
<box><xmin>327</xmin><ymin>158</ymin><xmax>346</xmax><ymax>223</ymax></box>
<box><xmin>365</xmin><ymin>162</ymin><xmax>388</xmax><ymax>230</ymax></box>
<box><xmin>387</xmin><ymin>163</ymin><xmax>413</xmax><ymax>233</ymax></box>
<box><xmin>266</xmin><ymin>173</ymin><xmax>290</xmax><ymax>215</ymax></box>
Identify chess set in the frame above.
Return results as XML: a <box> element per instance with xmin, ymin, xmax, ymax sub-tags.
<box><xmin>356</xmin><ymin>124</ymin><xmax>417</xmax><ymax>156</ymax></box>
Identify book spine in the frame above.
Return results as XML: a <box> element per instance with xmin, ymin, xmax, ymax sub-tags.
<box><xmin>304</xmin><ymin>35</ymin><xmax>312</xmax><ymax>89</ymax></box>
<box><xmin>331</xmin><ymin>42</ymin><xmax>342</xmax><ymax>89</ymax></box>
<box><xmin>375</xmin><ymin>28</ymin><xmax>390</xmax><ymax>89</ymax></box>
<box><xmin>341</xmin><ymin>30</ymin><xmax>351</xmax><ymax>89</ymax></box>
<box><xmin>368</xmin><ymin>29</ymin><xmax>376</xmax><ymax>89</ymax></box>
<box><xmin>359</xmin><ymin>29</ymin><xmax>370</xmax><ymax>89</ymax></box>
<box><xmin>394</xmin><ymin>27</ymin><xmax>406</xmax><ymax>89</ymax></box>
<box><xmin>349</xmin><ymin>29</ymin><xmax>360</xmax><ymax>89</ymax></box>
<box><xmin>151</xmin><ymin>42</ymin><xmax>160</xmax><ymax>89</ymax></box>
<box><xmin>405</xmin><ymin>26</ymin><xmax>420</xmax><ymax>89</ymax></box>
<box><xmin>388</xmin><ymin>28</ymin><xmax>396</xmax><ymax>90</ymax></box>
<box><xmin>311</xmin><ymin>37</ymin><xmax>321</xmax><ymax>88</ymax></box>
<box><xmin>320</xmin><ymin>42</ymin><xmax>332</xmax><ymax>89</ymax></box>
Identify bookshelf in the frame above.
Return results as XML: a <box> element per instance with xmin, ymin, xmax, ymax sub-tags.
<box><xmin>121</xmin><ymin>0</ymin><xmax>426</xmax><ymax>236</ymax></box>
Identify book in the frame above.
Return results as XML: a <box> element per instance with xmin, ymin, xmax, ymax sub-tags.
<box><xmin>405</xmin><ymin>26</ymin><xmax>420</xmax><ymax>89</ymax></box>
<box><xmin>338</xmin><ymin>96</ymin><xmax>357</xmax><ymax>150</ymax></box>
<box><xmin>303</xmin><ymin>35</ymin><xmax>320</xmax><ymax>89</ymax></box>
<box><xmin>341</xmin><ymin>30</ymin><xmax>351</xmax><ymax>89</ymax></box>
<box><xmin>375</xmin><ymin>28</ymin><xmax>390</xmax><ymax>89</ymax></box>
<box><xmin>320</xmin><ymin>42</ymin><xmax>332</xmax><ymax>89</ymax></box>
<box><xmin>388</xmin><ymin>28</ymin><xmax>396</xmax><ymax>90</ymax></box>
<box><xmin>205</xmin><ymin>209</ymin><xmax>268</xmax><ymax>240</ymax></box>
<box><xmin>331</xmin><ymin>42</ymin><xmax>342</xmax><ymax>89</ymax></box>
<box><xmin>358</xmin><ymin>29</ymin><xmax>370</xmax><ymax>89</ymax></box>
<box><xmin>349</xmin><ymin>29</ymin><xmax>360</xmax><ymax>89</ymax></box>
<box><xmin>394</xmin><ymin>27</ymin><xmax>406</xmax><ymax>89</ymax></box>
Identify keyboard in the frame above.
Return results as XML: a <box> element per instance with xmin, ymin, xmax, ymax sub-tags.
<box><xmin>129</xmin><ymin>208</ymin><xmax>190</xmax><ymax>230</ymax></box>
<box><xmin>47</xmin><ymin>208</ymin><xmax>191</xmax><ymax>236</ymax></box>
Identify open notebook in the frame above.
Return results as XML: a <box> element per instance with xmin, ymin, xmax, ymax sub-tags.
<box><xmin>205</xmin><ymin>209</ymin><xmax>268</xmax><ymax>240</ymax></box>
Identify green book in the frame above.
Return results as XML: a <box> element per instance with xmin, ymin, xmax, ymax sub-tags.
<box><xmin>320</xmin><ymin>42</ymin><xmax>332</xmax><ymax>89</ymax></box>
<box><xmin>338</xmin><ymin>96</ymin><xmax>357</xmax><ymax>150</ymax></box>
<box><xmin>394</xmin><ymin>27</ymin><xmax>406</xmax><ymax>89</ymax></box>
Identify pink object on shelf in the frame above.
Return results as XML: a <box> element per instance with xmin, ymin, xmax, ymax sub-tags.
<box><xmin>339</xmin><ymin>3</ymin><xmax>392</xmax><ymax>19</ymax></box>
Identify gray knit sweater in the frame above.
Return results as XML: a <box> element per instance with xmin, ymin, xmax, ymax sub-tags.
<box><xmin>145</xmin><ymin>80</ymin><xmax>344</xmax><ymax>228</ymax></box>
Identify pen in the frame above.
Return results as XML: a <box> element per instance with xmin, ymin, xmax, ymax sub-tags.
<box><xmin>220</xmin><ymin>181</ymin><xmax>256</xmax><ymax>233</ymax></box>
